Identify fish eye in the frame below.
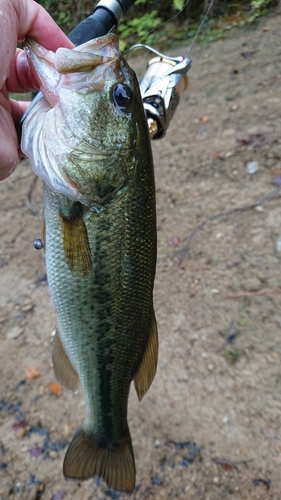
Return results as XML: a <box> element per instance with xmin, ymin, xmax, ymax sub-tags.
<box><xmin>112</xmin><ymin>84</ymin><xmax>132</xmax><ymax>109</ymax></box>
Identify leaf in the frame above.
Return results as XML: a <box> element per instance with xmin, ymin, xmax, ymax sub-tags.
<box><xmin>12</xmin><ymin>421</ymin><xmax>26</xmax><ymax>431</ymax></box>
<box><xmin>173</xmin><ymin>0</ymin><xmax>185</xmax><ymax>10</ymax></box>
<box><xmin>214</xmin><ymin>457</ymin><xmax>235</xmax><ymax>470</ymax></box>
<box><xmin>171</xmin><ymin>236</ymin><xmax>180</xmax><ymax>246</ymax></box>
<box><xmin>25</xmin><ymin>367</ymin><xmax>40</xmax><ymax>380</ymax></box>
<box><xmin>48</xmin><ymin>383</ymin><xmax>62</xmax><ymax>398</ymax></box>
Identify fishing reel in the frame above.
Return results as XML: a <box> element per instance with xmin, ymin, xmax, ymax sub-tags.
<box><xmin>132</xmin><ymin>46</ymin><xmax>192</xmax><ymax>139</ymax></box>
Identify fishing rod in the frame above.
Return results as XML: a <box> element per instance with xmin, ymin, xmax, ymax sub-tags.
<box><xmin>17</xmin><ymin>0</ymin><xmax>213</xmax><ymax>141</ymax></box>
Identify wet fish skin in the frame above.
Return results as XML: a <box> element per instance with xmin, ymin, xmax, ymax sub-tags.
<box><xmin>21</xmin><ymin>34</ymin><xmax>158</xmax><ymax>493</ymax></box>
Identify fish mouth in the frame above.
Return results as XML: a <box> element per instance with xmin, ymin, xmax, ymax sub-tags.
<box><xmin>24</xmin><ymin>34</ymin><xmax>122</xmax><ymax>105</ymax></box>
<box><xmin>25</xmin><ymin>33</ymin><xmax>121</xmax><ymax>72</ymax></box>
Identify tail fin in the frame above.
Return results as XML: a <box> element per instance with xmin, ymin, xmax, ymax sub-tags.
<box><xmin>63</xmin><ymin>424</ymin><xmax>135</xmax><ymax>493</ymax></box>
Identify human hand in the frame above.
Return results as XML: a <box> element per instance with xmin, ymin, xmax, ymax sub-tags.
<box><xmin>0</xmin><ymin>0</ymin><xmax>73</xmax><ymax>181</ymax></box>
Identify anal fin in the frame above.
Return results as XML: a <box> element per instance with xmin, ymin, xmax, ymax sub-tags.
<box><xmin>52</xmin><ymin>328</ymin><xmax>80</xmax><ymax>391</ymax></box>
<box><xmin>134</xmin><ymin>310</ymin><xmax>158</xmax><ymax>400</ymax></box>
<box><xmin>63</xmin><ymin>424</ymin><xmax>135</xmax><ymax>493</ymax></box>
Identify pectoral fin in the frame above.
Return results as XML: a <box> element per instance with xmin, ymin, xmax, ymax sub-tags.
<box><xmin>60</xmin><ymin>203</ymin><xmax>92</xmax><ymax>278</ymax></box>
<box><xmin>134</xmin><ymin>310</ymin><xmax>158</xmax><ymax>400</ymax></box>
<box><xmin>52</xmin><ymin>328</ymin><xmax>80</xmax><ymax>391</ymax></box>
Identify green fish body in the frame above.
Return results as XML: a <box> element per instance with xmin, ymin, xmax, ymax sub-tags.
<box><xmin>21</xmin><ymin>34</ymin><xmax>158</xmax><ymax>493</ymax></box>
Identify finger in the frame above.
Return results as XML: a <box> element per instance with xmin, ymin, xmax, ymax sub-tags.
<box><xmin>0</xmin><ymin>107</ymin><xmax>19</xmax><ymax>181</ymax></box>
<box><xmin>1</xmin><ymin>0</ymin><xmax>73</xmax><ymax>90</ymax></box>
<box><xmin>10</xmin><ymin>98</ymin><xmax>31</xmax><ymax>124</ymax></box>
<box><xmin>7</xmin><ymin>49</ymin><xmax>39</xmax><ymax>93</ymax></box>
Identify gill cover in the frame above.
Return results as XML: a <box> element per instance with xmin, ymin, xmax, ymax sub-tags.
<box><xmin>21</xmin><ymin>35</ymin><xmax>130</xmax><ymax>205</ymax></box>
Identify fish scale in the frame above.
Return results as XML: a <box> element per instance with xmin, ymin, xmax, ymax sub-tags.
<box><xmin>22</xmin><ymin>34</ymin><xmax>158</xmax><ymax>493</ymax></box>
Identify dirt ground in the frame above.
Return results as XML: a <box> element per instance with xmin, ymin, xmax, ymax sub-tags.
<box><xmin>1</xmin><ymin>8</ymin><xmax>281</xmax><ymax>500</ymax></box>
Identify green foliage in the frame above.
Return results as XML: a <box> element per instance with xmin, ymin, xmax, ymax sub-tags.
<box><xmin>173</xmin><ymin>0</ymin><xmax>186</xmax><ymax>10</ymax></box>
<box><xmin>36</xmin><ymin>0</ymin><xmax>93</xmax><ymax>30</ymax></box>
<box><xmin>118</xmin><ymin>10</ymin><xmax>161</xmax><ymax>40</ymax></box>
<box><xmin>248</xmin><ymin>0</ymin><xmax>272</xmax><ymax>21</ymax></box>
<box><xmin>35</xmin><ymin>0</ymin><xmax>278</xmax><ymax>44</ymax></box>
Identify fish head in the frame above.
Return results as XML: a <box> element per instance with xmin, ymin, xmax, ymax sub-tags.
<box><xmin>21</xmin><ymin>34</ymin><xmax>148</xmax><ymax>206</ymax></box>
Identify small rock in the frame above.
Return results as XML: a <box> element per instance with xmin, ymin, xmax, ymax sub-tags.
<box><xmin>264</xmin><ymin>158</ymin><xmax>277</xmax><ymax>169</ymax></box>
<box><xmin>230</xmin><ymin>104</ymin><xmax>238</xmax><ymax>111</ymax></box>
<box><xmin>225</xmin><ymin>151</ymin><xmax>234</xmax><ymax>158</ymax></box>
<box><xmin>15</xmin><ymin>427</ymin><xmax>27</xmax><ymax>439</ymax></box>
<box><xmin>266</xmin><ymin>151</ymin><xmax>275</xmax><ymax>159</ymax></box>
<box><xmin>222</xmin><ymin>128</ymin><xmax>236</xmax><ymax>137</ymax></box>
<box><xmin>6</xmin><ymin>327</ymin><xmax>25</xmax><ymax>340</ymax></box>
<box><xmin>271</xmin><ymin>145</ymin><xmax>281</xmax><ymax>159</ymax></box>
<box><xmin>241</xmin><ymin>278</ymin><xmax>261</xmax><ymax>292</ymax></box>
<box><xmin>263</xmin><ymin>428</ymin><xmax>275</xmax><ymax>439</ymax></box>
<box><xmin>20</xmin><ymin>301</ymin><xmax>34</xmax><ymax>313</ymax></box>
<box><xmin>63</xmin><ymin>424</ymin><xmax>71</xmax><ymax>437</ymax></box>
<box><xmin>247</xmin><ymin>160</ymin><xmax>259</xmax><ymax>174</ymax></box>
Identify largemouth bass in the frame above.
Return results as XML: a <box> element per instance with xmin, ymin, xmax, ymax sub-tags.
<box><xmin>21</xmin><ymin>34</ymin><xmax>158</xmax><ymax>493</ymax></box>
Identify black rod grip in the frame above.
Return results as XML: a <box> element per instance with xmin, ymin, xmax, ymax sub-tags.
<box><xmin>68</xmin><ymin>9</ymin><xmax>117</xmax><ymax>45</ymax></box>
<box><xmin>117</xmin><ymin>0</ymin><xmax>136</xmax><ymax>14</ymax></box>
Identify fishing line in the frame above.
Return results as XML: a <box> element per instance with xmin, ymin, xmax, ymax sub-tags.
<box><xmin>187</xmin><ymin>0</ymin><xmax>216</xmax><ymax>54</ymax></box>
<box><xmin>141</xmin><ymin>0</ymin><xmax>193</xmax><ymax>40</ymax></box>
<box><xmin>126</xmin><ymin>0</ymin><xmax>216</xmax><ymax>56</ymax></box>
